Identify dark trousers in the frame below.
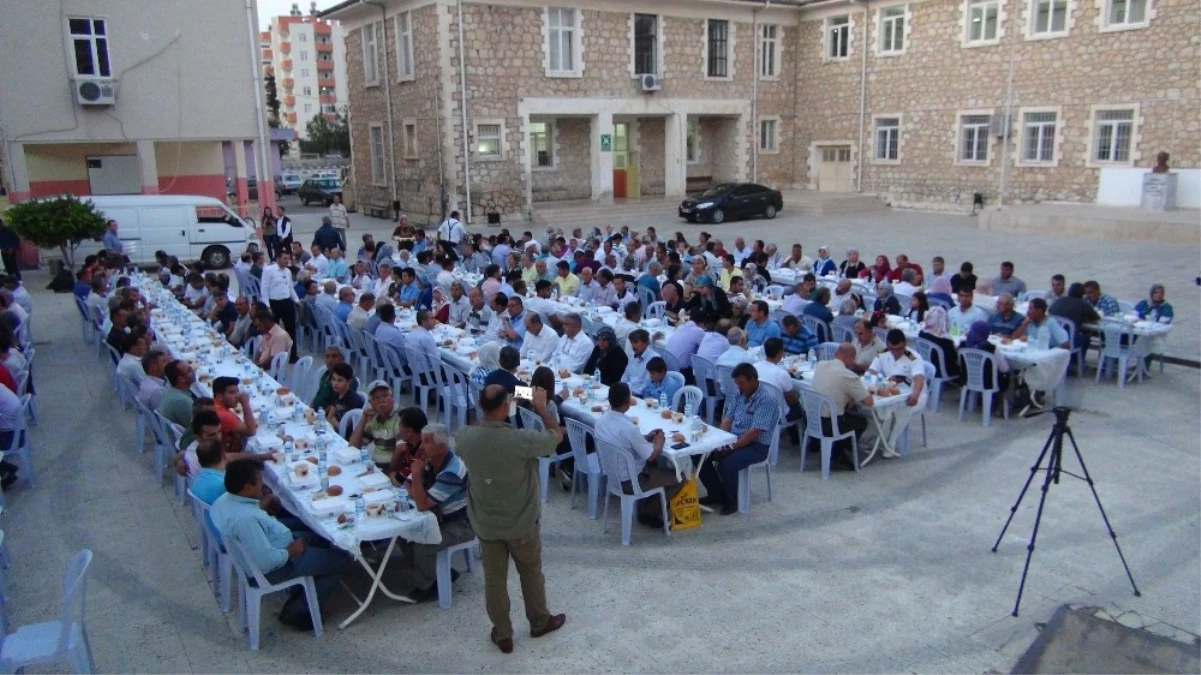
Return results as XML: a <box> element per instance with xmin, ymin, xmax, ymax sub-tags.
<box><xmin>1</xmin><ymin>250</ymin><xmax>19</xmax><ymax>280</ymax></box>
<box><xmin>265</xmin><ymin>533</ymin><xmax>351</xmax><ymax>621</ymax></box>
<box><xmin>263</xmin><ymin>234</ymin><xmax>280</xmax><ymax>260</ymax></box>
<box><xmin>268</xmin><ymin>299</ymin><xmax>299</xmax><ymax>361</ymax></box>
<box><xmin>699</xmin><ymin>442</ymin><xmax>769</xmax><ymax>509</ymax></box>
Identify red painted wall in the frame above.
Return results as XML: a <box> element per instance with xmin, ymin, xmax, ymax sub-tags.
<box><xmin>28</xmin><ymin>180</ymin><xmax>91</xmax><ymax>198</ymax></box>
<box><xmin>159</xmin><ymin>174</ymin><xmax>226</xmax><ymax>202</ymax></box>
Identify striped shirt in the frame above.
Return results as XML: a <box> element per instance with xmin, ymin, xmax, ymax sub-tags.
<box><xmin>724</xmin><ymin>383</ymin><xmax>780</xmax><ymax>440</ymax></box>
<box><xmin>423</xmin><ymin>452</ymin><xmax>469</xmax><ymax>519</ymax></box>
<box><xmin>781</xmin><ymin>325</ymin><xmax>818</xmax><ymax>355</ymax></box>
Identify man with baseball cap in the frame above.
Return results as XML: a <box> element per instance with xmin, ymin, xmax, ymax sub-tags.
<box><xmin>349</xmin><ymin>380</ymin><xmax>408</xmax><ymax>477</ymax></box>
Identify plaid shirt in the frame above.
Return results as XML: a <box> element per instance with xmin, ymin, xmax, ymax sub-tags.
<box><xmin>724</xmin><ymin>383</ymin><xmax>780</xmax><ymax>440</ymax></box>
<box><xmin>781</xmin><ymin>326</ymin><xmax>818</xmax><ymax>355</ymax></box>
<box><xmin>1091</xmin><ymin>293</ymin><xmax>1121</xmax><ymax>317</ymax></box>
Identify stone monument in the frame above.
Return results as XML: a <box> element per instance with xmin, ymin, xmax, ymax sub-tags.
<box><xmin>1141</xmin><ymin>151</ymin><xmax>1177</xmax><ymax>211</ymax></box>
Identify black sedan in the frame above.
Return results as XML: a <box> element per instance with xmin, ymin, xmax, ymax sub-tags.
<box><xmin>297</xmin><ymin>178</ymin><xmax>343</xmax><ymax>206</ymax></box>
<box><xmin>678</xmin><ymin>182</ymin><xmax>783</xmax><ymax>224</ymax></box>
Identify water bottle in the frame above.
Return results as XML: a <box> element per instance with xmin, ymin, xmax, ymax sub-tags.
<box><xmin>691</xmin><ymin>414</ymin><xmax>703</xmax><ymax>441</ymax></box>
<box><xmin>359</xmin><ymin>444</ymin><xmax>371</xmax><ymax>466</ymax></box>
<box><xmin>658</xmin><ymin>391</ymin><xmax>668</xmax><ymax>410</ymax></box>
<box><xmin>318</xmin><ymin>462</ymin><xmax>329</xmax><ymax>490</ymax></box>
<box><xmin>593</xmin><ymin>368</ymin><xmax>601</xmax><ymax>384</ymax></box>
<box><xmin>283</xmin><ymin>439</ymin><xmax>294</xmax><ymax>462</ymax></box>
<box><xmin>684</xmin><ymin>402</ymin><xmax>694</xmax><ymax>420</ymax></box>
<box><xmin>355</xmin><ymin>495</ymin><xmax>366</xmax><ymax>520</ymax></box>
<box><xmin>807</xmin><ymin>349</ymin><xmax>817</xmax><ymax>368</ymax></box>
<box><xmin>316</xmin><ymin>435</ymin><xmax>327</xmax><ymax>463</ymax></box>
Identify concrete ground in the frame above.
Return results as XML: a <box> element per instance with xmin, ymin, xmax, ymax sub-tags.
<box><xmin>6</xmin><ymin>203</ymin><xmax>1197</xmax><ymax>673</ymax></box>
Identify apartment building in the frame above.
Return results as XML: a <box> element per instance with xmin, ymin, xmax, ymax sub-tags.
<box><xmin>0</xmin><ymin>0</ymin><xmax>274</xmax><ymax>210</ymax></box>
<box><xmin>261</xmin><ymin>2</ymin><xmax>350</xmax><ymax>142</ymax></box>
<box><xmin>326</xmin><ymin>0</ymin><xmax>1197</xmax><ymax>222</ymax></box>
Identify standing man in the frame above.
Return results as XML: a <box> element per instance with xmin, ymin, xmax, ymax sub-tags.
<box><xmin>0</xmin><ymin>219</ymin><xmax>20</xmax><ymax>280</ymax></box>
<box><xmin>102</xmin><ymin>219</ymin><xmax>125</xmax><ymax>264</ymax></box>
<box><xmin>328</xmin><ymin>194</ymin><xmax>350</xmax><ymax>251</ymax></box>
<box><xmin>437</xmin><ymin>210</ymin><xmax>466</xmax><ymax>259</ymax></box>
<box><xmin>455</xmin><ymin>384</ymin><xmax>567</xmax><ymax>654</ymax></box>
<box><xmin>261</xmin><ymin>251</ymin><xmax>300</xmax><ymax>361</ymax></box>
<box><xmin>275</xmin><ymin>206</ymin><xmax>294</xmax><ymax>258</ymax></box>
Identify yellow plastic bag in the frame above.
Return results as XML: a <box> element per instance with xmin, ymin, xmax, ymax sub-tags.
<box><xmin>669</xmin><ymin>477</ymin><xmax>702</xmax><ymax>532</ymax></box>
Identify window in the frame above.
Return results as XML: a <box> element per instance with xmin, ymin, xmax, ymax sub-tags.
<box><xmin>68</xmin><ymin>18</ymin><xmax>111</xmax><ymax>77</ymax></box>
<box><xmin>760</xmin><ymin>118</ymin><xmax>778</xmax><ymax>153</ymax></box>
<box><xmin>529</xmin><ymin>122</ymin><xmax>553</xmax><ymax>168</ymax></box>
<box><xmin>875</xmin><ymin>117</ymin><xmax>900</xmax><ymax>161</ymax></box>
<box><xmin>303</xmin><ymin>103</ymin><xmax>312</xmax><ymax>113</ymax></box>
<box><xmin>827</xmin><ymin>16</ymin><xmax>850</xmax><ymax>59</ymax></box>
<box><xmin>298</xmin><ymin>33</ymin><xmax>308</xmax><ymax>43</ymax></box>
<box><xmin>1092</xmin><ymin>109</ymin><xmax>1134</xmax><ymax>163</ymax></box>
<box><xmin>300</xmin><ymin>68</ymin><xmax>310</xmax><ymax>78</ymax></box>
<box><xmin>879</xmin><ymin>6</ymin><xmax>906</xmax><ymax>53</ymax></box>
<box><xmin>302</xmin><ymin>86</ymin><xmax>312</xmax><ymax>96</ymax></box>
<box><xmin>362</xmin><ymin>22</ymin><xmax>379</xmax><ymax>84</ymax></box>
<box><xmin>1105</xmin><ymin>0</ymin><xmax>1147</xmax><ymax>26</ymax></box>
<box><xmin>967</xmin><ymin>0</ymin><xmax>1000</xmax><ymax>42</ymax></box>
<box><xmin>403</xmin><ymin>122</ymin><xmax>418</xmax><ymax>159</ymax></box>
<box><xmin>1021</xmin><ymin>111</ymin><xmax>1057</xmax><ymax>163</ymax></box>
<box><xmin>633</xmin><ymin>14</ymin><xmax>658</xmax><ymax>76</ymax></box>
<box><xmin>300</xmin><ymin>50</ymin><xmax>309</xmax><ymax>61</ymax></box>
<box><xmin>547</xmin><ymin>8</ymin><xmax>577</xmax><ymax>74</ymax></box>
<box><xmin>369</xmin><ymin>124</ymin><xmax>385</xmax><ymax>184</ymax></box>
<box><xmin>759</xmin><ymin>24</ymin><xmax>779</xmax><ymax>77</ymax></box>
<box><xmin>1030</xmin><ymin>0</ymin><xmax>1068</xmax><ymax>35</ymax></box>
<box><xmin>959</xmin><ymin>114</ymin><xmax>991</xmax><ymax>162</ymax></box>
<box><xmin>706</xmin><ymin>19</ymin><xmax>729</xmax><ymax>78</ymax></box>
<box><xmin>476</xmin><ymin>123</ymin><xmax>502</xmax><ymax>158</ymax></box>
<box><xmin>322</xmin><ymin>104</ymin><xmax>336</xmax><ymax>114</ymax></box>
<box><xmin>686</xmin><ymin>118</ymin><xmax>700</xmax><ymax>163</ymax></box>
<box><xmin>395</xmin><ymin>12</ymin><xmax>414</xmax><ymax>80</ymax></box>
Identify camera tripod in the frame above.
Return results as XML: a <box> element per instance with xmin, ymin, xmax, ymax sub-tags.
<box><xmin>991</xmin><ymin>406</ymin><xmax>1140</xmax><ymax>616</ymax></box>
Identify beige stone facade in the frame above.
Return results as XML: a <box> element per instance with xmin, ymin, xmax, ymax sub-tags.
<box><xmin>327</xmin><ymin>0</ymin><xmax>1197</xmax><ymax>222</ymax></box>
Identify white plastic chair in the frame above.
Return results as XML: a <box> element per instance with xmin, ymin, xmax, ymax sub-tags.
<box><xmin>379</xmin><ymin>344</ymin><xmax>412</xmax><ymax>400</ymax></box>
<box><xmin>815</xmin><ymin>341</ymin><xmax>840</xmax><ymax>362</ymax></box>
<box><xmin>671</xmin><ymin>385</ymin><xmax>703</xmax><ymax>416</ymax></box>
<box><xmin>0</xmin><ymin>549</ymin><xmax>95</xmax><ymax>674</ymax></box>
<box><xmin>1049</xmin><ymin>315</ymin><xmax>1086</xmax><ymax>377</ymax></box>
<box><xmin>405</xmin><ymin>346</ymin><xmax>439</xmax><ymax>409</ymax></box>
<box><xmin>637</xmin><ymin>285</ymin><xmax>657</xmax><ymax>308</ymax></box>
<box><xmin>652</xmin><ymin>345</ymin><xmax>685</xmax><ymax>375</ymax></box>
<box><xmin>287</xmin><ymin>355</ymin><xmax>313</xmax><ymax>396</ymax></box>
<box><xmin>799</xmin><ymin>387</ymin><xmax>859</xmax><ymax>479</ymax></box>
<box><xmin>831</xmin><ymin>321</ymin><xmax>855</xmax><ymax>344</ymax></box>
<box><xmin>187</xmin><ymin>491</ymin><xmax>233</xmax><ymax>613</ymax></box>
<box><xmin>434</xmin><ymin>538</ymin><xmax>477</xmax><ymax>609</ymax></box>
<box><xmin>565</xmin><ymin>419</ymin><xmax>605</xmax><ymax>519</ymax></box>
<box><xmin>913</xmin><ymin>336</ymin><xmax>949</xmax><ymax>410</ymax></box>
<box><xmin>663</xmin><ymin>371</ymin><xmax>686</xmax><ymax>399</ymax></box>
<box><xmin>801</xmin><ymin>315</ymin><xmax>831</xmax><ymax>343</ymax></box>
<box><xmin>2</xmin><ymin>395</ymin><xmax>34</xmax><ymax>489</ymax></box>
<box><xmin>228</xmin><ymin>538</ymin><xmax>324</xmax><ymax>651</ymax></box>
<box><xmin>516</xmin><ymin>407</ymin><xmax>573</xmax><ymax>504</ymax></box>
<box><xmin>241</xmin><ymin>335</ymin><xmax>262</xmax><ymax>361</ymax></box>
<box><xmin>439</xmin><ymin>362</ymin><xmax>471</xmax><ymax>432</ymax></box>
<box><xmin>595</xmin><ymin>439</ymin><xmax>670</xmax><ymax>546</ymax></box>
<box><xmin>267</xmin><ymin>351</ymin><xmax>288</xmax><ymax>382</ymax></box>
<box><xmin>918</xmin><ymin>361</ymin><xmax>936</xmax><ymax>448</ymax></box>
<box><xmin>957</xmin><ymin>348</ymin><xmax>1009</xmax><ymax>426</ymax></box>
<box><xmin>764</xmin><ymin>284</ymin><xmax>786</xmax><ymax>300</ymax></box>
<box><xmin>154</xmin><ymin>411</ymin><xmax>186</xmax><ymax>500</ymax></box>
<box><xmin>338</xmin><ymin>408</ymin><xmax>364</xmax><ymax>440</ymax></box>
<box><xmin>644</xmin><ymin>301</ymin><xmax>666</xmax><ymax>321</ymax></box>
<box><xmin>689</xmin><ymin>355</ymin><xmax>724</xmax><ymax>425</ymax></box>
<box><xmin>1095</xmin><ymin>327</ymin><xmax>1145</xmax><ymax>388</ymax></box>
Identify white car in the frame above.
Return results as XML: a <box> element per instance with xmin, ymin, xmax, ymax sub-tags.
<box><xmin>278</xmin><ymin>173</ymin><xmax>303</xmax><ymax>194</ymax></box>
<box><xmin>79</xmin><ymin>195</ymin><xmax>254</xmax><ymax>269</ymax></box>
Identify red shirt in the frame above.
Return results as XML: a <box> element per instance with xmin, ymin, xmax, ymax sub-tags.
<box><xmin>0</xmin><ymin>367</ymin><xmax>15</xmax><ymax>393</ymax></box>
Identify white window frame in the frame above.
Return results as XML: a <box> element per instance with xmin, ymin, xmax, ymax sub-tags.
<box><xmin>401</xmin><ymin>119</ymin><xmax>419</xmax><ymax>160</ymax></box>
<box><xmin>298</xmin><ymin>33</ymin><xmax>308</xmax><ymax>43</ymax></box>
<box><xmin>300</xmin><ymin>68</ymin><xmax>310</xmax><ymax>78</ymax></box>
<box><xmin>544</xmin><ymin>7</ymin><xmax>583</xmax><ymax>78</ymax></box>
<box><xmin>1098</xmin><ymin>0</ymin><xmax>1151</xmax><ymax>31</ymax></box>
<box><xmin>1024</xmin><ymin>0</ymin><xmax>1073</xmax><ymax>38</ymax></box>
<box><xmin>872</xmin><ymin>115</ymin><xmax>902</xmax><ymax>164</ymax></box>
<box><xmin>299</xmin><ymin>50</ymin><xmax>309</xmax><ymax>61</ymax></box>
<box><xmin>759</xmin><ymin>116</ymin><xmax>780</xmax><ymax>154</ymax></box>
<box><xmin>686</xmin><ymin>117</ymin><xmax>701</xmax><ymax>165</ymax></box>
<box><xmin>1015</xmin><ymin>107</ymin><xmax>1062</xmax><ymax>167</ymax></box>
<box><xmin>67</xmin><ymin>17</ymin><xmax>112</xmax><ymax>78</ymax></box>
<box><xmin>1087</xmin><ymin>104</ymin><xmax>1139</xmax><ymax>167</ymax></box>
<box><xmin>395</xmin><ymin>11</ymin><xmax>414</xmax><ymax>82</ymax></box>
<box><xmin>631</xmin><ymin>13</ymin><xmax>662</xmax><ymax>78</ymax></box>
<box><xmin>758</xmin><ymin>24</ymin><xmax>780</xmax><ymax>79</ymax></box>
<box><xmin>473</xmin><ymin>119</ymin><xmax>506</xmax><ymax>161</ymax></box>
<box><xmin>529</xmin><ymin>120</ymin><xmax>556</xmax><ymax>170</ymax></box>
<box><xmin>962</xmin><ymin>0</ymin><xmax>1004</xmax><ymax>46</ymax></box>
<box><xmin>876</xmin><ymin>5</ymin><xmax>910</xmax><ymax>55</ymax></box>
<box><xmin>703</xmin><ymin>19</ymin><xmax>733</xmax><ymax>80</ymax></box>
<box><xmin>955</xmin><ymin>111</ymin><xmax>994</xmax><ymax>166</ymax></box>
<box><xmin>368</xmin><ymin>123</ymin><xmax>386</xmax><ymax>185</ymax></box>
<box><xmin>362</xmin><ymin>22</ymin><xmax>380</xmax><ymax>86</ymax></box>
<box><xmin>823</xmin><ymin>15</ymin><xmax>852</xmax><ymax>61</ymax></box>
<box><xmin>303</xmin><ymin>103</ymin><xmax>313</xmax><ymax>113</ymax></box>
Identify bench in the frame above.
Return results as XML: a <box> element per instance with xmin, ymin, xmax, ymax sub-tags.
<box><xmin>361</xmin><ymin>202</ymin><xmax>391</xmax><ymax>219</ymax></box>
<box><xmin>686</xmin><ymin>175</ymin><xmax>714</xmax><ymax>195</ymax></box>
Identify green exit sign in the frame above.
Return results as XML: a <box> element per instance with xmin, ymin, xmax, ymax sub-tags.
<box><xmin>600</xmin><ymin>134</ymin><xmax>612</xmax><ymax>152</ymax></box>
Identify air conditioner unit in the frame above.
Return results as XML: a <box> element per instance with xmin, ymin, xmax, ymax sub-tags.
<box><xmin>639</xmin><ymin>73</ymin><xmax>661</xmax><ymax>92</ymax></box>
<box><xmin>73</xmin><ymin>78</ymin><xmax>117</xmax><ymax>106</ymax></box>
<box><xmin>989</xmin><ymin>113</ymin><xmax>1011</xmax><ymax>137</ymax></box>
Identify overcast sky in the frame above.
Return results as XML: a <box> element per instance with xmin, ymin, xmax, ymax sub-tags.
<box><xmin>257</xmin><ymin>0</ymin><xmax>343</xmax><ymax>29</ymax></box>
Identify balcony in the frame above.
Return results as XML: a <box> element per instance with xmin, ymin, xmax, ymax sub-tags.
<box><xmin>318</xmin><ymin>77</ymin><xmax>335</xmax><ymax>89</ymax></box>
<box><xmin>283</xmin><ymin>95</ymin><xmax>295</xmax><ymax>107</ymax></box>
<box><xmin>316</xmin><ymin>42</ymin><xmax>333</xmax><ymax>53</ymax></box>
<box><xmin>279</xmin><ymin>41</ymin><xmax>290</xmax><ymax>54</ymax></box>
<box><xmin>282</xmin><ymin>77</ymin><xmax>294</xmax><ymax>89</ymax></box>
<box><xmin>281</xmin><ymin>59</ymin><xmax>292</xmax><ymax>71</ymax></box>
<box><xmin>320</xmin><ymin>94</ymin><xmax>337</xmax><ymax>104</ymax></box>
<box><xmin>287</xmin><ymin>112</ymin><xmax>297</xmax><ymax>125</ymax></box>
<box><xmin>262</xmin><ymin>48</ymin><xmax>273</xmax><ymax>60</ymax></box>
<box><xmin>314</xmin><ymin>23</ymin><xmax>332</xmax><ymax>35</ymax></box>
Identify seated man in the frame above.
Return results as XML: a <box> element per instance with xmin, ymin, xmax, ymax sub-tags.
<box><xmin>867</xmin><ymin>329</ymin><xmax>927</xmax><ymax>458</ymax></box>
<box><xmin>391</xmin><ymin>423</ymin><xmax>474</xmax><ymax>603</ymax></box>
<box><xmin>349</xmin><ymin>382</ymin><xmax>415</xmax><ymax>481</ymax></box>
<box><xmin>1083</xmin><ymin>280</ymin><xmax>1121</xmax><ymax>317</ymax></box>
<box><xmin>753</xmin><ymin>338</ymin><xmax>801</xmax><ymax>422</ymax></box>
<box><xmin>520</xmin><ymin>312</ymin><xmax>560</xmax><ymax>363</ymax></box>
<box><xmin>321</xmin><ymin>362</ymin><xmax>365</xmax><ymax>428</ymax></box>
<box><xmin>988</xmin><ymin>293</ymin><xmax>1025</xmax><ymax>338</ymax></box>
<box><xmin>211</xmin><ymin>459</ymin><xmax>352</xmax><ymax>632</ymax></box>
<box><xmin>594</xmin><ymin>383</ymin><xmax>680</xmax><ymax>527</ymax></box>
<box><xmin>699</xmin><ymin>363</ymin><xmax>779</xmax><ymax>516</ymax></box>
<box><xmin>810</xmin><ymin>343</ymin><xmax>875</xmax><ymax>469</ymax></box>
<box><xmin>780</xmin><ymin>315</ymin><xmax>818</xmax><ymax>356</ymax></box>
<box><xmin>117</xmin><ymin>327</ymin><xmax>151</xmax><ymax>386</ymax></box>
<box><xmin>715</xmin><ymin>327</ymin><xmax>753</xmax><ymax>369</ymax></box>
<box><xmin>483</xmin><ymin>346</ymin><xmax>523</xmax><ymax>393</ymax></box>
<box><xmin>159</xmin><ymin>360</ymin><xmax>197</xmax><ymax>428</ymax></box>
<box><xmin>549</xmin><ymin>313</ymin><xmax>594</xmax><ymax>374</ymax></box>
<box><xmin>1048</xmin><ymin>282</ymin><xmax>1099</xmax><ymax>352</ymax></box>
<box><xmin>1011</xmin><ymin>298</ymin><xmax>1069</xmax><ymax>350</ymax></box>
<box><xmin>175</xmin><ymin>406</ymin><xmax>269</xmax><ymax>477</ymax></box>
<box><xmin>137</xmin><ymin>350</ymin><xmax>169</xmax><ymax>409</ymax></box>
<box><xmin>638</xmin><ymin>356</ymin><xmax>681</xmax><ymax>403</ymax></box>
<box><xmin>948</xmin><ymin>289</ymin><xmax>989</xmax><ymax>335</ymax></box>
<box><xmin>253</xmin><ymin>308</ymin><xmax>293</xmax><ymax>368</ymax></box>
<box><xmin>212</xmin><ymin>376</ymin><xmax>259</xmax><ymax>454</ymax></box>
<box><xmin>744</xmin><ymin>300</ymin><xmax>781</xmax><ymax>348</ymax></box>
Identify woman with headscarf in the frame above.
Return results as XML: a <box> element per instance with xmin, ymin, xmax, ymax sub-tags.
<box><xmin>960</xmin><ymin>319</ymin><xmax>1009</xmax><ymax>392</ymax></box>
<box><xmin>832</xmin><ymin>297</ymin><xmax>860</xmax><ymax>334</ymax></box>
<box><xmin>918</xmin><ymin>305</ymin><xmax>960</xmax><ymax>380</ymax></box>
<box><xmin>873</xmin><ymin>280</ymin><xmax>902</xmax><ymax>315</ymax></box>
<box><xmin>582</xmin><ymin>326</ymin><xmax>628</xmax><ymax>386</ymax></box>
<box><xmin>431</xmin><ymin>287</ymin><xmax>450</xmax><ymax>324</ymax></box>
<box><xmin>927</xmin><ymin>276</ymin><xmax>954</xmax><ymax>307</ymax></box>
<box><xmin>1134</xmin><ymin>284</ymin><xmax>1173</xmax><ymax>323</ymax></box>
<box><xmin>907</xmin><ymin>291</ymin><xmax>930</xmax><ymax>324</ymax></box>
<box><xmin>863</xmin><ymin>255</ymin><xmax>892</xmax><ymax>283</ymax></box>
<box><xmin>471</xmin><ymin>342</ymin><xmax>501</xmax><ymax>387</ymax></box>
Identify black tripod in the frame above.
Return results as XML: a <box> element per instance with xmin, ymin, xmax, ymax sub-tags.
<box><xmin>991</xmin><ymin>406</ymin><xmax>1140</xmax><ymax>616</ymax></box>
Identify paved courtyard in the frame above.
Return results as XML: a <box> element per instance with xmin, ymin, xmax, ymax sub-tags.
<box><xmin>4</xmin><ymin>205</ymin><xmax>1198</xmax><ymax>673</ymax></box>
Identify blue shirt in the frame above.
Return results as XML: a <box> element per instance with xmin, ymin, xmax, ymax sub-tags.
<box><xmin>102</xmin><ymin>230</ymin><xmax>123</xmax><ymax>253</ymax></box>
<box><xmin>1134</xmin><ymin>299</ymin><xmax>1173</xmax><ymax>323</ymax></box>
<box><xmin>192</xmin><ymin>467</ymin><xmax>226</xmax><ymax>544</ymax></box>
<box><xmin>210</xmin><ymin>492</ymin><xmax>293</xmax><ymax>573</ymax></box>
<box><xmin>724</xmin><ymin>383</ymin><xmax>780</xmax><ymax>441</ymax></box>
<box><xmin>324</xmin><ymin>258</ymin><xmax>349</xmax><ymax>282</ymax></box>
<box><xmin>640</xmin><ymin>374</ymin><xmax>681</xmax><ymax>402</ymax></box>
<box><xmin>802</xmin><ymin>301</ymin><xmax>835</xmax><ymax>324</ymax></box>
<box><xmin>1091</xmin><ymin>293</ymin><xmax>1121</xmax><ymax>317</ymax></box>
<box><xmin>636</xmin><ymin>274</ymin><xmax>661</xmax><ymax>296</ymax></box>
<box><xmin>745</xmin><ymin>318</ymin><xmax>782</xmax><ymax>347</ymax></box>
<box><xmin>374</xmin><ymin>322</ymin><xmax>407</xmax><ymax>351</ymax></box>
<box><xmin>412</xmin><ymin>238</ymin><xmax>428</xmax><ymax>255</ymax></box>
<box><xmin>812</xmin><ymin>258</ymin><xmax>836</xmax><ymax>276</ymax></box>
<box><xmin>503</xmin><ymin>310</ymin><xmax>527</xmax><ymax>347</ymax></box>
<box><xmin>399</xmin><ymin>282</ymin><xmax>421</xmax><ymax>306</ymax></box>
<box><xmin>988</xmin><ymin>310</ymin><xmax>1024</xmax><ymax>337</ymax></box>
<box><xmin>335</xmin><ymin>301</ymin><xmax>353</xmax><ymax>323</ymax></box>
<box><xmin>1027</xmin><ymin>317</ymin><xmax>1069</xmax><ymax>349</ymax></box>
<box><xmin>781</xmin><ymin>326</ymin><xmax>817</xmax><ymax>355</ymax></box>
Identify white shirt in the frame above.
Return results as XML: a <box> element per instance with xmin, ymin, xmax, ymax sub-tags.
<box><xmin>329</xmin><ymin>203</ymin><xmax>350</xmax><ymax>229</ymax></box>
<box><xmin>869</xmin><ymin>348</ymin><xmax>928</xmax><ymax>405</ymax></box>
<box><xmin>261</xmin><ymin>264</ymin><xmax>299</xmax><ymax>302</ymax></box>
<box><xmin>347</xmin><ymin>306</ymin><xmax>371</xmax><ymax>331</ymax></box>
<box><xmin>732</xmin><ymin>246</ymin><xmax>753</xmax><ymax>266</ymax></box>
<box><xmin>696</xmin><ymin>332</ymin><xmax>729</xmax><ymax>363</ymax></box>
<box><xmin>664</xmin><ymin>321</ymin><xmax>704</xmax><ymax>370</ymax></box>
<box><xmin>552</xmin><ymin>332</ymin><xmax>594</xmax><ymax>373</ymax></box>
<box><xmin>754</xmin><ymin>361</ymin><xmax>794</xmax><ymax>405</ymax></box>
<box><xmin>622</xmin><ymin>345</ymin><xmax>653</xmax><ymax>394</ymax></box>
<box><xmin>716</xmin><ymin>345</ymin><xmax>753</xmax><ymax>369</ymax></box>
<box><xmin>614</xmin><ymin>318</ymin><xmax>640</xmax><ymax>346</ymax></box>
<box><xmin>781</xmin><ymin>294</ymin><xmax>808</xmax><ymax>316</ymax></box>
<box><xmin>785</xmin><ymin>255</ymin><xmax>814</xmax><ymax>272</ymax></box>
<box><xmin>371</xmin><ymin>277</ymin><xmax>393</xmax><ymax>300</ymax></box>
<box><xmin>275</xmin><ymin>216</ymin><xmax>292</xmax><ymax>240</ymax></box>
<box><xmin>437</xmin><ymin>218</ymin><xmax>465</xmax><ymax>243</ymax></box>
<box><xmin>524</xmin><ymin>296</ymin><xmax>556</xmax><ymax>324</ymax></box>
<box><xmin>446</xmin><ymin>296</ymin><xmax>471</xmax><ymax>327</ymax></box>
<box><xmin>948</xmin><ymin>304</ymin><xmax>990</xmax><ymax>334</ymax></box>
<box><xmin>183</xmin><ymin>284</ymin><xmax>207</xmax><ymax>305</ymax></box>
<box><xmin>894</xmin><ymin>281</ymin><xmax>918</xmax><ymax>296</ymax></box>
<box><xmin>0</xmin><ymin>385</ymin><xmax>21</xmax><ymax>431</ymax></box>
<box><xmin>308</xmin><ymin>254</ymin><xmax>329</xmax><ymax>276</ymax></box>
<box><xmin>351</xmin><ymin>273</ymin><xmax>373</xmax><ymax>291</ymax></box>
<box><xmin>118</xmin><ymin>353</ymin><xmax>146</xmax><ymax>386</ymax></box>
<box><xmin>520</xmin><ymin>325</ymin><xmax>561</xmax><ymax>362</ymax></box>
<box><xmin>594</xmin><ymin>411</ymin><xmax>653</xmax><ymax>483</ymax></box>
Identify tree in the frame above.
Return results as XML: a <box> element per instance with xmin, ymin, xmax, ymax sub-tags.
<box><xmin>299</xmin><ymin>106</ymin><xmax>350</xmax><ymax>157</ymax></box>
<box><xmin>4</xmin><ymin>196</ymin><xmax>107</xmax><ymax>268</ymax></box>
<box><xmin>263</xmin><ymin>74</ymin><xmax>291</xmax><ymax>155</ymax></box>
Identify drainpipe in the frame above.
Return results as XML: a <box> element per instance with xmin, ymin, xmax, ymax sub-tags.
<box><xmin>244</xmin><ymin>0</ymin><xmax>275</xmax><ymax>218</ymax></box>
<box><xmin>364</xmin><ymin>1</ymin><xmax>399</xmax><ymax>214</ymax></box>
<box><xmin>996</xmin><ymin>0</ymin><xmax>1021</xmax><ymax>208</ymax></box>
<box><xmin>751</xmin><ymin>6</ymin><xmax>761</xmax><ymax>183</ymax></box>
<box><xmin>456</xmin><ymin>0</ymin><xmax>473</xmax><ymax>223</ymax></box>
<box><xmin>854</xmin><ymin>0</ymin><xmax>868</xmax><ymax>192</ymax></box>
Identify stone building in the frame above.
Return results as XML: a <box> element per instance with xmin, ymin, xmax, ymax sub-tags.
<box><xmin>323</xmin><ymin>0</ymin><xmax>1198</xmax><ymax>222</ymax></box>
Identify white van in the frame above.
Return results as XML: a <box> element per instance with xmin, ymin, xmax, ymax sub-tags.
<box><xmin>79</xmin><ymin>195</ymin><xmax>254</xmax><ymax>269</ymax></box>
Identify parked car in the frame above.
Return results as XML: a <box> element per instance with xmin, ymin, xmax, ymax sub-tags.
<box><xmin>277</xmin><ymin>173</ymin><xmax>303</xmax><ymax>195</ymax></box>
<box><xmin>297</xmin><ymin>177</ymin><xmax>344</xmax><ymax>206</ymax></box>
<box><xmin>78</xmin><ymin>195</ymin><xmax>254</xmax><ymax>269</ymax></box>
<box><xmin>228</xmin><ymin>178</ymin><xmax>282</xmax><ymax>202</ymax></box>
<box><xmin>677</xmin><ymin>182</ymin><xmax>783</xmax><ymax>224</ymax></box>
